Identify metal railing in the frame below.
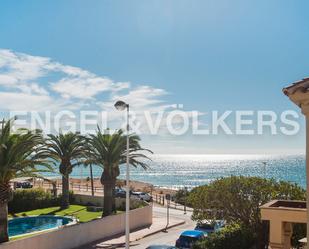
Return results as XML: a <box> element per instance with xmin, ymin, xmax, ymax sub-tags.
<box><xmin>35</xmin><ymin>181</ymin><xmax>104</xmax><ymax>194</ymax></box>
<box><xmin>151</xmin><ymin>193</ymin><xmax>193</xmax><ymax>212</ymax></box>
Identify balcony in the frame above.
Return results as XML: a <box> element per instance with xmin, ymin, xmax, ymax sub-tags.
<box><xmin>260</xmin><ymin>200</ymin><xmax>307</xmax><ymax>249</ymax></box>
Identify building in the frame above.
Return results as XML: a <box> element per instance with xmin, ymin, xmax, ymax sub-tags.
<box><xmin>261</xmin><ymin>78</ymin><xmax>309</xmax><ymax>249</ymax></box>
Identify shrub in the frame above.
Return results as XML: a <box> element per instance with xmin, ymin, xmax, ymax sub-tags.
<box><xmin>58</xmin><ymin>191</ymin><xmax>75</xmax><ymax>205</ymax></box>
<box><xmin>117</xmin><ymin>199</ymin><xmax>147</xmax><ymax>211</ymax></box>
<box><xmin>193</xmin><ymin>223</ymin><xmax>255</xmax><ymax>249</ymax></box>
<box><xmin>9</xmin><ymin>188</ymin><xmax>58</xmax><ymax>213</ymax></box>
<box><xmin>8</xmin><ymin>188</ymin><xmax>75</xmax><ymax>213</ymax></box>
<box><xmin>188</xmin><ymin>176</ymin><xmax>305</xmax><ymax>248</ymax></box>
<box><xmin>174</xmin><ymin>188</ymin><xmax>190</xmax><ymax>206</ymax></box>
<box><xmin>291</xmin><ymin>223</ymin><xmax>306</xmax><ymax>248</ymax></box>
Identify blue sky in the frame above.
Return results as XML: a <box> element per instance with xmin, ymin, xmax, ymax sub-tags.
<box><xmin>0</xmin><ymin>0</ymin><xmax>309</xmax><ymax>154</ymax></box>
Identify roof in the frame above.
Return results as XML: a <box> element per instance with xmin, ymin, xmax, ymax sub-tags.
<box><xmin>283</xmin><ymin>78</ymin><xmax>309</xmax><ymax>96</ymax></box>
<box><xmin>181</xmin><ymin>230</ymin><xmax>204</xmax><ymax>237</ymax></box>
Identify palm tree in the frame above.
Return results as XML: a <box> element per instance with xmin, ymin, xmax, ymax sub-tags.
<box><xmin>0</xmin><ymin>119</ymin><xmax>51</xmax><ymax>243</ymax></box>
<box><xmin>86</xmin><ymin>129</ymin><xmax>152</xmax><ymax>217</ymax></box>
<box><xmin>43</xmin><ymin>132</ymin><xmax>85</xmax><ymax>209</ymax></box>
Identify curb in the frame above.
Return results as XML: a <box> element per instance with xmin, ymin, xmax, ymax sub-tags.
<box><xmin>135</xmin><ymin>220</ymin><xmax>186</xmax><ymax>240</ymax></box>
<box><xmin>96</xmin><ymin>220</ymin><xmax>186</xmax><ymax>248</ymax></box>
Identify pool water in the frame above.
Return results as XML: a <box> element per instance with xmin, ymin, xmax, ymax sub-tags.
<box><xmin>9</xmin><ymin>216</ymin><xmax>74</xmax><ymax>237</ymax></box>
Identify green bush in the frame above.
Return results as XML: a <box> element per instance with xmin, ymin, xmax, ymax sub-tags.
<box><xmin>9</xmin><ymin>188</ymin><xmax>59</xmax><ymax>213</ymax></box>
<box><xmin>174</xmin><ymin>188</ymin><xmax>190</xmax><ymax>206</ymax></box>
<box><xmin>291</xmin><ymin>223</ymin><xmax>306</xmax><ymax>249</ymax></box>
<box><xmin>188</xmin><ymin>176</ymin><xmax>305</xmax><ymax>248</ymax></box>
<box><xmin>193</xmin><ymin>223</ymin><xmax>255</xmax><ymax>249</ymax></box>
<box><xmin>8</xmin><ymin>188</ymin><xmax>75</xmax><ymax>213</ymax></box>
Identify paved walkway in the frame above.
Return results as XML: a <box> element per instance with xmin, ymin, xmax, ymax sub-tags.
<box><xmin>129</xmin><ymin>206</ymin><xmax>195</xmax><ymax>249</ymax></box>
<box><xmin>76</xmin><ymin>215</ymin><xmax>185</xmax><ymax>249</ymax></box>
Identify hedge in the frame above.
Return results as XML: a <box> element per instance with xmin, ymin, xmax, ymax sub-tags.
<box><xmin>8</xmin><ymin>188</ymin><xmax>74</xmax><ymax>213</ymax></box>
<box><xmin>193</xmin><ymin>223</ymin><xmax>255</xmax><ymax>249</ymax></box>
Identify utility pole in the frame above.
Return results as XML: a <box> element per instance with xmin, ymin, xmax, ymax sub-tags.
<box><xmin>184</xmin><ymin>187</ymin><xmax>188</xmax><ymax>215</ymax></box>
<box><xmin>114</xmin><ymin>100</ymin><xmax>130</xmax><ymax>249</ymax></box>
<box><xmin>165</xmin><ymin>194</ymin><xmax>171</xmax><ymax>231</ymax></box>
<box><xmin>262</xmin><ymin>161</ymin><xmax>267</xmax><ymax>178</ymax></box>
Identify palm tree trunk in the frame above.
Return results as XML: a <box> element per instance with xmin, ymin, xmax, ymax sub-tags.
<box><xmin>103</xmin><ymin>181</ymin><xmax>113</xmax><ymax>217</ymax></box>
<box><xmin>0</xmin><ymin>202</ymin><xmax>9</xmax><ymax>243</ymax></box>
<box><xmin>90</xmin><ymin>164</ymin><xmax>94</xmax><ymax>196</ymax></box>
<box><xmin>112</xmin><ymin>182</ymin><xmax>116</xmax><ymax>214</ymax></box>
<box><xmin>61</xmin><ymin>174</ymin><xmax>70</xmax><ymax>209</ymax></box>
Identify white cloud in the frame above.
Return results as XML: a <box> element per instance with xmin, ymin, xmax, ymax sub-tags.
<box><xmin>16</xmin><ymin>83</ymin><xmax>49</xmax><ymax>95</ymax></box>
<box><xmin>0</xmin><ymin>49</ymin><xmax>129</xmax><ymax>99</ymax></box>
<box><xmin>0</xmin><ymin>92</ymin><xmax>53</xmax><ymax>111</ymax></box>
<box><xmin>51</xmin><ymin>76</ymin><xmax>126</xmax><ymax>99</ymax></box>
<box><xmin>100</xmin><ymin>85</ymin><xmax>169</xmax><ymax>111</ymax></box>
<box><xmin>0</xmin><ymin>91</ymin><xmax>85</xmax><ymax>112</ymax></box>
<box><xmin>0</xmin><ymin>74</ymin><xmax>18</xmax><ymax>85</ymax></box>
<box><xmin>0</xmin><ymin>49</ymin><xmax>191</xmax><ymax>135</ymax></box>
<box><xmin>45</xmin><ymin>63</ymin><xmax>92</xmax><ymax>78</ymax></box>
<box><xmin>0</xmin><ymin>49</ymin><xmax>171</xmax><ymax>120</ymax></box>
<box><xmin>96</xmin><ymin>85</ymin><xmax>202</xmax><ymax>135</ymax></box>
<box><xmin>0</xmin><ymin>49</ymin><xmax>50</xmax><ymax>82</ymax></box>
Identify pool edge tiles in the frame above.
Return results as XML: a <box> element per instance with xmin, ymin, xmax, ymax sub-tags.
<box><xmin>8</xmin><ymin>215</ymin><xmax>77</xmax><ymax>238</ymax></box>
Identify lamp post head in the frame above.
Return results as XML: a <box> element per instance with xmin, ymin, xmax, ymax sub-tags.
<box><xmin>114</xmin><ymin>100</ymin><xmax>129</xmax><ymax>111</ymax></box>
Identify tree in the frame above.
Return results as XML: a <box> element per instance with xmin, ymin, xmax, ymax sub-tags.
<box><xmin>188</xmin><ymin>176</ymin><xmax>305</xmax><ymax>249</ymax></box>
<box><xmin>43</xmin><ymin>132</ymin><xmax>85</xmax><ymax>209</ymax></box>
<box><xmin>0</xmin><ymin>119</ymin><xmax>51</xmax><ymax>243</ymax></box>
<box><xmin>86</xmin><ymin>129</ymin><xmax>152</xmax><ymax>217</ymax></box>
<box><xmin>193</xmin><ymin>223</ymin><xmax>255</xmax><ymax>249</ymax></box>
<box><xmin>174</xmin><ymin>187</ymin><xmax>190</xmax><ymax>206</ymax></box>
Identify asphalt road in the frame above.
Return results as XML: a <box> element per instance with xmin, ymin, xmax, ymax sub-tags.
<box><xmin>130</xmin><ymin>205</ymin><xmax>196</xmax><ymax>249</ymax></box>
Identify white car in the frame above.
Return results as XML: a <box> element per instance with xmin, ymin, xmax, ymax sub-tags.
<box><xmin>131</xmin><ymin>192</ymin><xmax>152</xmax><ymax>202</ymax></box>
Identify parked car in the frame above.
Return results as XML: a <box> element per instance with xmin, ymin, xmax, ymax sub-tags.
<box><xmin>114</xmin><ymin>188</ymin><xmax>135</xmax><ymax>198</ymax></box>
<box><xmin>131</xmin><ymin>191</ymin><xmax>152</xmax><ymax>202</ymax></box>
<box><xmin>115</xmin><ymin>188</ymin><xmax>126</xmax><ymax>198</ymax></box>
<box><xmin>194</xmin><ymin>220</ymin><xmax>225</xmax><ymax>235</ymax></box>
<box><xmin>114</xmin><ymin>189</ymin><xmax>152</xmax><ymax>202</ymax></box>
<box><xmin>146</xmin><ymin>246</ymin><xmax>178</xmax><ymax>249</ymax></box>
<box><xmin>175</xmin><ymin>230</ymin><xmax>204</xmax><ymax>249</ymax></box>
<box><xmin>16</xmin><ymin>181</ymin><xmax>33</xmax><ymax>189</ymax></box>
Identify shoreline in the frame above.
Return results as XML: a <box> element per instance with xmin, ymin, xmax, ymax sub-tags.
<box><xmin>48</xmin><ymin>177</ymin><xmax>177</xmax><ymax>196</ymax></box>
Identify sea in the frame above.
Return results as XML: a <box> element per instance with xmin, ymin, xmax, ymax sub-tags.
<box><xmin>42</xmin><ymin>154</ymin><xmax>307</xmax><ymax>190</ymax></box>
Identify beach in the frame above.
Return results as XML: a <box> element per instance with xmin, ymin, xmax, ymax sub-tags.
<box><xmin>39</xmin><ymin>177</ymin><xmax>177</xmax><ymax>196</ymax></box>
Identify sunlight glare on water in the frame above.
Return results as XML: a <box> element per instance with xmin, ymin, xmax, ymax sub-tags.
<box><xmin>44</xmin><ymin>154</ymin><xmax>306</xmax><ymax>190</ymax></box>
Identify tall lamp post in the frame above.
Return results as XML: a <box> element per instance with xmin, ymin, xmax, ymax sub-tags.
<box><xmin>114</xmin><ymin>100</ymin><xmax>130</xmax><ymax>249</ymax></box>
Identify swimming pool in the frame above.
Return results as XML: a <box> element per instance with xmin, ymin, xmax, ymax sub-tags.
<box><xmin>9</xmin><ymin>216</ymin><xmax>75</xmax><ymax>237</ymax></box>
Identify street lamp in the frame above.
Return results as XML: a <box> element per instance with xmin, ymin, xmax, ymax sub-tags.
<box><xmin>114</xmin><ymin>100</ymin><xmax>130</xmax><ymax>249</ymax></box>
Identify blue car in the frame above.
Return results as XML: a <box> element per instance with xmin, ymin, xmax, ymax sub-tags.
<box><xmin>175</xmin><ymin>230</ymin><xmax>204</xmax><ymax>249</ymax></box>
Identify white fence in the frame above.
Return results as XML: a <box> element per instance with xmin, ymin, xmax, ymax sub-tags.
<box><xmin>1</xmin><ymin>205</ymin><xmax>152</xmax><ymax>249</ymax></box>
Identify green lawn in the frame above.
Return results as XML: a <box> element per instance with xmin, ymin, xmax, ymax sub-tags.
<box><xmin>10</xmin><ymin>205</ymin><xmax>102</xmax><ymax>223</ymax></box>
<box><xmin>8</xmin><ymin>205</ymin><xmax>123</xmax><ymax>241</ymax></box>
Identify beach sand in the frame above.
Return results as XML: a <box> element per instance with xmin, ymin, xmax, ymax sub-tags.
<box><xmin>48</xmin><ymin>177</ymin><xmax>176</xmax><ymax>196</ymax></box>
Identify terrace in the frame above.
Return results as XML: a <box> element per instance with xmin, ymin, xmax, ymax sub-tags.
<box><xmin>261</xmin><ymin>200</ymin><xmax>306</xmax><ymax>249</ymax></box>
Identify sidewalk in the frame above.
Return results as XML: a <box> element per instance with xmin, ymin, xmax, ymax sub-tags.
<box><xmin>76</xmin><ymin>215</ymin><xmax>185</xmax><ymax>249</ymax></box>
